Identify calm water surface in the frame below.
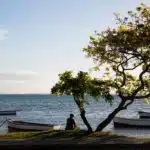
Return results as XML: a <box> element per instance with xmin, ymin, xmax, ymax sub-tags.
<box><xmin>0</xmin><ymin>94</ymin><xmax>150</xmax><ymax>137</ymax></box>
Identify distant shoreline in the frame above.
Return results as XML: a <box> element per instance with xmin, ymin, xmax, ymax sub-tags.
<box><xmin>0</xmin><ymin>93</ymin><xmax>50</xmax><ymax>95</ymax></box>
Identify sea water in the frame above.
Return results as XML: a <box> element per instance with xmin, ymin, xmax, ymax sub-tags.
<box><xmin>0</xmin><ymin>94</ymin><xmax>150</xmax><ymax>137</ymax></box>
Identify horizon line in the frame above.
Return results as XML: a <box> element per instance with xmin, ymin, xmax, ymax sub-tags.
<box><xmin>0</xmin><ymin>93</ymin><xmax>50</xmax><ymax>95</ymax></box>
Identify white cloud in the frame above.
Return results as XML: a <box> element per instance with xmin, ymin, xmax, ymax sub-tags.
<box><xmin>0</xmin><ymin>71</ymin><xmax>39</xmax><ymax>81</ymax></box>
<box><xmin>17</xmin><ymin>70</ymin><xmax>39</xmax><ymax>76</ymax></box>
<box><xmin>0</xmin><ymin>27</ymin><xmax>8</xmax><ymax>40</ymax></box>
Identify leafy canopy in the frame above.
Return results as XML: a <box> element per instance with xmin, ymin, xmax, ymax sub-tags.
<box><xmin>83</xmin><ymin>3</ymin><xmax>150</xmax><ymax>100</ymax></box>
<box><xmin>51</xmin><ymin>71</ymin><xmax>113</xmax><ymax>107</ymax></box>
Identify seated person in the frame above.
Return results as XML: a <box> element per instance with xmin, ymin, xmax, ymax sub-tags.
<box><xmin>65</xmin><ymin>114</ymin><xmax>76</xmax><ymax>130</ymax></box>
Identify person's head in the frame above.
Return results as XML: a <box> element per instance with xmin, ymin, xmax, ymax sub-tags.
<box><xmin>70</xmin><ymin>114</ymin><xmax>74</xmax><ymax>118</ymax></box>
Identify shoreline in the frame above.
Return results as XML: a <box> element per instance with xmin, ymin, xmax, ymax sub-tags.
<box><xmin>0</xmin><ymin>130</ymin><xmax>150</xmax><ymax>150</ymax></box>
<box><xmin>0</xmin><ymin>130</ymin><xmax>150</xmax><ymax>144</ymax></box>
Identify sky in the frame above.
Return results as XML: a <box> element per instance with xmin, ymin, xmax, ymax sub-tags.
<box><xmin>0</xmin><ymin>0</ymin><xmax>149</xmax><ymax>94</ymax></box>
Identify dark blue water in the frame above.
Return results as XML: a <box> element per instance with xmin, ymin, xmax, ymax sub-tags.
<box><xmin>0</xmin><ymin>94</ymin><xmax>150</xmax><ymax>137</ymax></box>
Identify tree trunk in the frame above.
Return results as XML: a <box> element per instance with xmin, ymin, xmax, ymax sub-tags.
<box><xmin>95</xmin><ymin>100</ymin><xmax>125</xmax><ymax>132</ymax></box>
<box><xmin>80</xmin><ymin>109</ymin><xmax>93</xmax><ymax>133</ymax></box>
<box><xmin>73</xmin><ymin>96</ymin><xmax>93</xmax><ymax>133</ymax></box>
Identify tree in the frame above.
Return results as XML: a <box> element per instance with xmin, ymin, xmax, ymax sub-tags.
<box><xmin>83</xmin><ymin>3</ymin><xmax>150</xmax><ymax>131</ymax></box>
<box><xmin>51</xmin><ymin>71</ymin><xmax>113</xmax><ymax>133</ymax></box>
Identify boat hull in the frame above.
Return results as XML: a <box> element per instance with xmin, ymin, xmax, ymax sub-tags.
<box><xmin>113</xmin><ymin>117</ymin><xmax>150</xmax><ymax>128</ymax></box>
<box><xmin>8</xmin><ymin>126</ymin><xmax>47</xmax><ymax>132</ymax></box>
<box><xmin>7</xmin><ymin>120</ymin><xmax>60</xmax><ymax>132</ymax></box>
<box><xmin>114</xmin><ymin>122</ymin><xmax>150</xmax><ymax>128</ymax></box>
<box><xmin>138</xmin><ymin>111</ymin><xmax>150</xmax><ymax>119</ymax></box>
<box><xmin>0</xmin><ymin>109</ymin><xmax>22</xmax><ymax>115</ymax></box>
<box><xmin>0</xmin><ymin>111</ymin><xmax>16</xmax><ymax>115</ymax></box>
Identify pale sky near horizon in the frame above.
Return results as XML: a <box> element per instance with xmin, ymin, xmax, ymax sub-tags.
<box><xmin>0</xmin><ymin>0</ymin><xmax>149</xmax><ymax>94</ymax></box>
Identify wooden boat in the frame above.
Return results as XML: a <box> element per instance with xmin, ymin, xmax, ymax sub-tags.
<box><xmin>7</xmin><ymin>119</ymin><xmax>61</xmax><ymax>132</ymax></box>
<box><xmin>0</xmin><ymin>109</ymin><xmax>21</xmax><ymax>115</ymax></box>
<box><xmin>138</xmin><ymin>111</ymin><xmax>150</xmax><ymax>119</ymax></box>
<box><xmin>113</xmin><ymin>117</ymin><xmax>150</xmax><ymax>128</ymax></box>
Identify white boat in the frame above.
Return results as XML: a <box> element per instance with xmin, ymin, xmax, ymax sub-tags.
<box><xmin>7</xmin><ymin>119</ymin><xmax>61</xmax><ymax>132</ymax></box>
<box><xmin>138</xmin><ymin>111</ymin><xmax>150</xmax><ymax>119</ymax></box>
<box><xmin>113</xmin><ymin>117</ymin><xmax>150</xmax><ymax>128</ymax></box>
<box><xmin>0</xmin><ymin>109</ymin><xmax>21</xmax><ymax>115</ymax></box>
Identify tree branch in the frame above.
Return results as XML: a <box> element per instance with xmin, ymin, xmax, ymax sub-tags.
<box><xmin>131</xmin><ymin>64</ymin><xmax>150</xmax><ymax>97</ymax></box>
<box><xmin>134</xmin><ymin>93</ymin><xmax>150</xmax><ymax>99</ymax></box>
<box><xmin>124</xmin><ymin>61</ymin><xmax>143</xmax><ymax>70</ymax></box>
<box><xmin>123</xmin><ymin>99</ymin><xmax>134</xmax><ymax>109</ymax></box>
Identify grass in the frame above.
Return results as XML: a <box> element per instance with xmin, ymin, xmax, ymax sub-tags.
<box><xmin>1</xmin><ymin>130</ymin><xmax>150</xmax><ymax>144</ymax></box>
<box><xmin>0</xmin><ymin>130</ymin><xmax>113</xmax><ymax>139</ymax></box>
<box><xmin>0</xmin><ymin>130</ymin><xmax>59</xmax><ymax>139</ymax></box>
<box><xmin>88</xmin><ymin>131</ymin><xmax>117</xmax><ymax>137</ymax></box>
<box><xmin>0</xmin><ymin>132</ymin><xmax>39</xmax><ymax>139</ymax></box>
<box><xmin>0</xmin><ymin>130</ymin><xmax>121</xmax><ymax>140</ymax></box>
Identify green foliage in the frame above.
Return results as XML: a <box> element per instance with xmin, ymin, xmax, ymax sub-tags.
<box><xmin>144</xmin><ymin>99</ymin><xmax>150</xmax><ymax>104</ymax></box>
<box><xmin>51</xmin><ymin>3</ymin><xmax>150</xmax><ymax>132</ymax></box>
<box><xmin>83</xmin><ymin>3</ymin><xmax>150</xmax><ymax>101</ymax></box>
<box><xmin>51</xmin><ymin>71</ymin><xmax>113</xmax><ymax>107</ymax></box>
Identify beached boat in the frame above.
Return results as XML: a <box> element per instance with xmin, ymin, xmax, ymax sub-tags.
<box><xmin>113</xmin><ymin>117</ymin><xmax>150</xmax><ymax>128</ymax></box>
<box><xmin>0</xmin><ymin>109</ymin><xmax>21</xmax><ymax>115</ymax></box>
<box><xmin>138</xmin><ymin>111</ymin><xmax>150</xmax><ymax>119</ymax></box>
<box><xmin>7</xmin><ymin>119</ymin><xmax>61</xmax><ymax>132</ymax></box>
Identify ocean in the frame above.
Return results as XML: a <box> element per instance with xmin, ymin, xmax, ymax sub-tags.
<box><xmin>0</xmin><ymin>94</ymin><xmax>150</xmax><ymax>137</ymax></box>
